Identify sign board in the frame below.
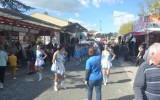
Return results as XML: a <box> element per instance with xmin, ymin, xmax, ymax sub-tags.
<box><xmin>132</xmin><ymin>16</ymin><xmax>160</xmax><ymax>33</ymax></box>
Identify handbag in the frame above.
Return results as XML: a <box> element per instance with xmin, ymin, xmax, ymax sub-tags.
<box><xmin>51</xmin><ymin>63</ymin><xmax>57</xmax><ymax>72</ymax></box>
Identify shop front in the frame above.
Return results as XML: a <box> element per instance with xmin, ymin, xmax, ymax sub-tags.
<box><xmin>132</xmin><ymin>16</ymin><xmax>160</xmax><ymax>44</ymax></box>
<box><xmin>0</xmin><ymin>8</ymin><xmax>59</xmax><ymax>54</ymax></box>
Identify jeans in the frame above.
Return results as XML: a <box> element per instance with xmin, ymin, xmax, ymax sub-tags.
<box><xmin>0</xmin><ymin>67</ymin><xmax>6</xmax><ymax>83</ymax></box>
<box><xmin>88</xmin><ymin>78</ymin><xmax>102</xmax><ymax>100</ymax></box>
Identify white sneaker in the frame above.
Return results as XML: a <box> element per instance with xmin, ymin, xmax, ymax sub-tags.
<box><xmin>0</xmin><ymin>83</ymin><xmax>4</xmax><ymax>89</ymax></box>
<box><xmin>54</xmin><ymin>86</ymin><xmax>58</xmax><ymax>91</ymax></box>
<box><xmin>38</xmin><ymin>73</ymin><xmax>42</xmax><ymax>81</ymax></box>
<box><xmin>104</xmin><ymin>83</ymin><xmax>107</xmax><ymax>86</ymax></box>
<box><xmin>38</xmin><ymin>77</ymin><xmax>42</xmax><ymax>81</ymax></box>
<box><xmin>13</xmin><ymin>77</ymin><xmax>16</xmax><ymax>80</ymax></box>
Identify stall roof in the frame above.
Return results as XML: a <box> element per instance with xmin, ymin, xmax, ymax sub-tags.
<box><xmin>30</xmin><ymin>12</ymin><xmax>71</xmax><ymax>27</ymax></box>
<box><xmin>0</xmin><ymin>8</ymin><xmax>61</xmax><ymax>30</ymax></box>
<box><xmin>62</xmin><ymin>23</ymin><xmax>87</xmax><ymax>33</ymax></box>
<box><xmin>132</xmin><ymin>16</ymin><xmax>160</xmax><ymax>35</ymax></box>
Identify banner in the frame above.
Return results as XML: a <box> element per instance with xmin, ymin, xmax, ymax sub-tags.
<box><xmin>132</xmin><ymin>16</ymin><xmax>160</xmax><ymax>34</ymax></box>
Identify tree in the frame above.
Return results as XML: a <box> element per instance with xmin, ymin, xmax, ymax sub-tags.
<box><xmin>118</xmin><ymin>21</ymin><xmax>133</xmax><ymax>35</ymax></box>
<box><xmin>0</xmin><ymin>0</ymin><xmax>34</xmax><ymax>13</ymax></box>
<box><xmin>138</xmin><ymin>0</ymin><xmax>160</xmax><ymax>16</ymax></box>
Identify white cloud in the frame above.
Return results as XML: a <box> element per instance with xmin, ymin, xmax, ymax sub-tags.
<box><xmin>68</xmin><ymin>18</ymin><xmax>97</xmax><ymax>29</ymax></box>
<box><xmin>79</xmin><ymin>0</ymin><xmax>90</xmax><ymax>7</ymax></box>
<box><xmin>18</xmin><ymin>0</ymin><xmax>124</xmax><ymax>12</ymax></box>
<box><xmin>92</xmin><ymin>0</ymin><xmax>124</xmax><ymax>8</ymax></box>
<box><xmin>93</xmin><ymin>0</ymin><xmax>101</xmax><ymax>8</ymax></box>
<box><xmin>18</xmin><ymin>0</ymin><xmax>88</xmax><ymax>13</ymax></box>
<box><xmin>102</xmin><ymin>0</ymin><xmax>124</xmax><ymax>4</ymax></box>
<box><xmin>75</xmin><ymin>13</ymin><xmax>80</xmax><ymax>17</ymax></box>
<box><xmin>113</xmin><ymin>10</ymin><xmax>138</xmax><ymax>30</ymax></box>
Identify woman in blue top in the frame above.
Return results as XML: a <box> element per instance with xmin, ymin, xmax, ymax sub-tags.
<box><xmin>0</xmin><ymin>43</ymin><xmax>8</xmax><ymax>89</ymax></box>
<box><xmin>85</xmin><ymin>47</ymin><xmax>103</xmax><ymax>100</ymax></box>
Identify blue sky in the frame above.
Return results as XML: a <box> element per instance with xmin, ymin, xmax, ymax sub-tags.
<box><xmin>19</xmin><ymin>0</ymin><xmax>145</xmax><ymax>33</ymax></box>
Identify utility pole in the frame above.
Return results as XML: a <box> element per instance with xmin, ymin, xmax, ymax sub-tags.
<box><xmin>100</xmin><ymin>20</ymin><xmax>102</xmax><ymax>32</ymax></box>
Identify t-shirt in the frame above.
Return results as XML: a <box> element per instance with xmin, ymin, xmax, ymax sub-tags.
<box><xmin>86</xmin><ymin>54</ymin><xmax>102</xmax><ymax>81</ymax></box>
<box><xmin>9</xmin><ymin>55</ymin><xmax>17</xmax><ymax>67</ymax></box>
<box><xmin>0</xmin><ymin>50</ymin><xmax>8</xmax><ymax>67</ymax></box>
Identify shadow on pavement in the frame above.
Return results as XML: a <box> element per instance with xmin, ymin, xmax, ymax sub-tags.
<box><xmin>67</xmin><ymin>84</ymin><xmax>87</xmax><ymax>90</ymax></box>
<box><xmin>110</xmin><ymin>71</ymin><xmax>133</xmax><ymax>75</ymax></box>
<box><xmin>109</xmin><ymin>94</ymin><xmax>134</xmax><ymax>100</ymax></box>
<box><xmin>108</xmin><ymin>79</ymin><xmax>132</xmax><ymax>84</ymax></box>
<box><xmin>67</xmin><ymin>77</ymin><xmax>84</xmax><ymax>84</ymax></box>
<box><xmin>66</xmin><ymin>75</ymin><xmax>81</xmax><ymax>78</ymax></box>
<box><xmin>0</xmin><ymin>67</ymin><xmax>54</xmax><ymax>100</ymax></box>
<box><xmin>65</xmin><ymin>60</ymin><xmax>86</xmax><ymax>72</ymax></box>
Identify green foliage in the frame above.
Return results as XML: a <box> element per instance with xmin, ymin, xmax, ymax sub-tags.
<box><xmin>139</xmin><ymin>0</ymin><xmax>160</xmax><ymax>16</ymax></box>
<box><xmin>0</xmin><ymin>0</ymin><xmax>34</xmax><ymax>13</ymax></box>
<box><xmin>118</xmin><ymin>21</ymin><xmax>133</xmax><ymax>35</ymax></box>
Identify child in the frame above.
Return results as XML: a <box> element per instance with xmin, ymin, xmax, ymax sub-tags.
<box><xmin>9</xmin><ymin>52</ymin><xmax>17</xmax><ymax>79</ymax></box>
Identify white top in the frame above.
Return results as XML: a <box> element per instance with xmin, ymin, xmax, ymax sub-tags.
<box><xmin>55</xmin><ymin>52</ymin><xmax>65</xmax><ymax>74</ymax></box>
<box><xmin>36</xmin><ymin>50</ymin><xmax>43</xmax><ymax>60</ymax></box>
<box><xmin>101</xmin><ymin>51</ymin><xmax>112</xmax><ymax>68</ymax></box>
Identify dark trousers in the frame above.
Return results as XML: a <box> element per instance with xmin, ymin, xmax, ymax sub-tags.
<box><xmin>0</xmin><ymin>67</ymin><xmax>6</xmax><ymax>83</ymax></box>
<box><xmin>88</xmin><ymin>79</ymin><xmax>102</xmax><ymax>100</ymax></box>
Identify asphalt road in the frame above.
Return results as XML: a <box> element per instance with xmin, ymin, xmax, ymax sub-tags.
<box><xmin>0</xmin><ymin>58</ymin><xmax>137</xmax><ymax>100</ymax></box>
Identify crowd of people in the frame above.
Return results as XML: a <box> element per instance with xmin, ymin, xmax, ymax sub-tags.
<box><xmin>1</xmin><ymin>36</ymin><xmax>160</xmax><ymax>100</ymax></box>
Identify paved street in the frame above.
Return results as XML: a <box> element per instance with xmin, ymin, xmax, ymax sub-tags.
<box><xmin>0</xmin><ymin>58</ymin><xmax>138</xmax><ymax>100</ymax></box>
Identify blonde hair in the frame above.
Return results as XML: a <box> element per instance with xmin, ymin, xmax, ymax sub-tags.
<box><xmin>149</xmin><ymin>43</ymin><xmax>160</xmax><ymax>66</ymax></box>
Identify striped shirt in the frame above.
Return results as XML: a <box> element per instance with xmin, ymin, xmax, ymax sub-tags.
<box><xmin>134</xmin><ymin>61</ymin><xmax>160</xmax><ymax>100</ymax></box>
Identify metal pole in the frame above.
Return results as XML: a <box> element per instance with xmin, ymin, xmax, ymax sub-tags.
<box><xmin>100</xmin><ymin>20</ymin><xmax>102</xmax><ymax>32</ymax></box>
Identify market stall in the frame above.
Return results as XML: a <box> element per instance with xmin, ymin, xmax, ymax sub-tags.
<box><xmin>132</xmin><ymin>16</ymin><xmax>160</xmax><ymax>44</ymax></box>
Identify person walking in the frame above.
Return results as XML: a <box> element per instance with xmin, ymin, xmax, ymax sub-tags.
<box><xmin>8</xmin><ymin>52</ymin><xmax>17</xmax><ymax>79</ymax></box>
<box><xmin>135</xmin><ymin>45</ymin><xmax>145</xmax><ymax>67</ymax></box>
<box><xmin>101</xmin><ymin>44</ymin><xmax>115</xmax><ymax>85</ymax></box>
<box><xmin>52</xmin><ymin>44</ymin><xmax>66</xmax><ymax>91</ymax></box>
<box><xmin>35</xmin><ymin>45</ymin><xmax>47</xmax><ymax>81</ymax></box>
<box><xmin>74</xmin><ymin>45</ymin><xmax>80</xmax><ymax>65</ymax></box>
<box><xmin>85</xmin><ymin>47</ymin><xmax>103</xmax><ymax>100</ymax></box>
<box><xmin>26</xmin><ymin>46</ymin><xmax>35</xmax><ymax>74</ymax></box>
<box><xmin>134</xmin><ymin>43</ymin><xmax>160</xmax><ymax>100</ymax></box>
<box><xmin>0</xmin><ymin>43</ymin><xmax>8</xmax><ymax>88</ymax></box>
